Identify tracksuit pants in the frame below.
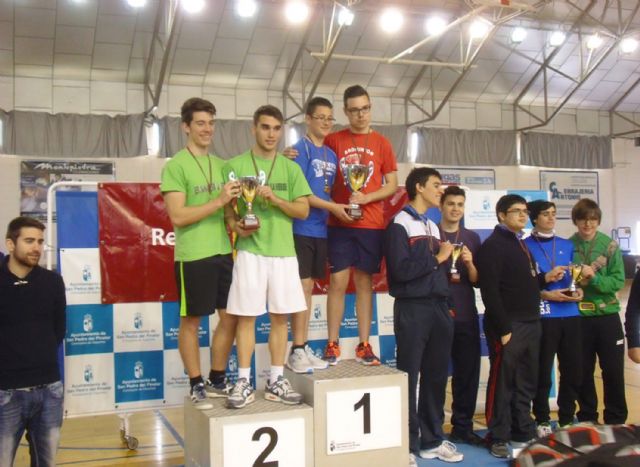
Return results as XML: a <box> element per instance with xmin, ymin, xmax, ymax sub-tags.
<box><xmin>450</xmin><ymin>317</ymin><xmax>481</xmax><ymax>436</ymax></box>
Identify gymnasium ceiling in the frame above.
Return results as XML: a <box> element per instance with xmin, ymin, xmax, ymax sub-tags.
<box><xmin>2</xmin><ymin>0</ymin><xmax>640</xmax><ymax>130</ymax></box>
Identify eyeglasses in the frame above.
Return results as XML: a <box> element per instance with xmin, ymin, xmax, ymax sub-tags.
<box><xmin>346</xmin><ymin>105</ymin><xmax>371</xmax><ymax>116</ymax></box>
<box><xmin>506</xmin><ymin>209</ymin><xmax>530</xmax><ymax>216</ymax></box>
<box><xmin>577</xmin><ymin>218</ymin><xmax>599</xmax><ymax>224</ymax></box>
<box><xmin>311</xmin><ymin>115</ymin><xmax>336</xmax><ymax>123</ymax></box>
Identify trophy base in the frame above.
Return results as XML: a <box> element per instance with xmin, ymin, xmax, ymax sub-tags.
<box><xmin>450</xmin><ymin>272</ymin><xmax>461</xmax><ymax>283</ymax></box>
<box><xmin>347</xmin><ymin>204</ymin><xmax>363</xmax><ymax>220</ymax></box>
<box><xmin>242</xmin><ymin>215</ymin><xmax>260</xmax><ymax>231</ymax></box>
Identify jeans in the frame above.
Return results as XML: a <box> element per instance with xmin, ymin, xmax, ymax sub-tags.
<box><xmin>0</xmin><ymin>381</ymin><xmax>64</xmax><ymax>467</ymax></box>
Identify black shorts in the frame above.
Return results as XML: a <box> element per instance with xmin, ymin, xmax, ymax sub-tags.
<box><xmin>294</xmin><ymin>234</ymin><xmax>328</xmax><ymax>280</ymax></box>
<box><xmin>327</xmin><ymin>226</ymin><xmax>384</xmax><ymax>274</ymax></box>
<box><xmin>174</xmin><ymin>254</ymin><xmax>233</xmax><ymax>317</ymax></box>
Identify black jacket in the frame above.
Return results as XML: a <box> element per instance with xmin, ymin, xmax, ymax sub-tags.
<box><xmin>625</xmin><ymin>270</ymin><xmax>640</xmax><ymax>348</ymax></box>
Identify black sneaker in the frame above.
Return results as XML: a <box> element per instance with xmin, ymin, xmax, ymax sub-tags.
<box><xmin>490</xmin><ymin>441</ymin><xmax>510</xmax><ymax>459</ymax></box>
<box><xmin>449</xmin><ymin>430</ymin><xmax>486</xmax><ymax>447</ymax></box>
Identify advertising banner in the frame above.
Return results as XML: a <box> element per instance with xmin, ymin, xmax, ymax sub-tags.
<box><xmin>539</xmin><ymin>170</ymin><xmax>599</xmax><ymax>219</ymax></box>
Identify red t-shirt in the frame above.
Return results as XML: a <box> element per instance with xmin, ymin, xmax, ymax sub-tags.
<box><xmin>325</xmin><ymin>128</ymin><xmax>398</xmax><ymax>229</ymax></box>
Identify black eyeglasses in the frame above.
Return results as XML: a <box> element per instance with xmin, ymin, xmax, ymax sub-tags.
<box><xmin>506</xmin><ymin>209</ymin><xmax>529</xmax><ymax>216</ymax></box>
<box><xmin>346</xmin><ymin>105</ymin><xmax>371</xmax><ymax>116</ymax></box>
<box><xmin>311</xmin><ymin>115</ymin><xmax>336</xmax><ymax>123</ymax></box>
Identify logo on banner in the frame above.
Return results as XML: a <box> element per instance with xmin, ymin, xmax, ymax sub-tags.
<box><xmin>134</xmin><ymin>361</ymin><xmax>144</xmax><ymax>379</ymax></box>
<box><xmin>228</xmin><ymin>353</ymin><xmax>238</xmax><ymax>374</ymax></box>
<box><xmin>314</xmin><ymin>304</ymin><xmax>322</xmax><ymax>320</ymax></box>
<box><xmin>379</xmin><ymin>335</ymin><xmax>397</xmax><ymax>368</ymax></box>
<box><xmin>66</xmin><ymin>305</ymin><xmax>113</xmax><ymax>356</ymax></box>
<box><xmin>134</xmin><ymin>312</ymin><xmax>143</xmax><ymax>330</ymax></box>
<box><xmin>83</xmin><ymin>314</ymin><xmax>93</xmax><ymax>333</ymax></box>
<box><xmin>482</xmin><ymin>197</ymin><xmax>491</xmax><ymax>211</ymax></box>
<box><xmin>84</xmin><ymin>365</ymin><xmax>94</xmax><ymax>383</ymax></box>
<box><xmin>115</xmin><ymin>351</ymin><xmax>164</xmax><ymax>403</ymax></box>
<box><xmin>82</xmin><ymin>265</ymin><xmax>92</xmax><ymax>282</ymax></box>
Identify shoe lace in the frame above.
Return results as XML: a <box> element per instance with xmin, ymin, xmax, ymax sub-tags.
<box><xmin>326</xmin><ymin>342</ymin><xmax>338</xmax><ymax>356</ymax></box>
<box><xmin>359</xmin><ymin>342</ymin><xmax>376</xmax><ymax>359</ymax></box>
<box><xmin>275</xmin><ymin>377</ymin><xmax>293</xmax><ymax>394</ymax></box>
<box><xmin>441</xmin><ymin>440</ymin><xmax>458</xmax><ymax>454</ymax></box>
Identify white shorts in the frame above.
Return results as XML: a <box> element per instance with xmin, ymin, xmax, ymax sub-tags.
<box><xmin>227</xmin><ymin>250</ymin><xmax>306</xmax><ymax>316</ymax></box>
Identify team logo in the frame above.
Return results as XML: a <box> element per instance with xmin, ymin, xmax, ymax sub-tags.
<box><xmin>134</xmin><ymin>361</ymin><xmax>144</xmax><ymax>379</ymax></box>
<box><xmin>82</xmin><ymin>264</ymin><xmax>92</xmax><ymax>282</ymax></box>
<box><xmin>133</xmin><ymin>312</ymin><xmax>143</xmax><ymax>330</ymax></box>
<box><xmin>84</xmin><ymin>364</ymin><xmax>94</xmax><ymax>383</ymax></box>
<box><xmin>482</xmin><ymin>197</ymin><xmax>491</xmax><ymax>211</ymax></box>
<box><xmin>228</xmin><ymin>353</ymin><xmax>238</xmax><ymax>374</ymax></box>
<box><xmin>313</xmin><ymin>304</ymin><xmax>322</xmax><ymax>320</ymax></box>
<box><xmin>83</xmin><ymin>314</ymin><xmax>93</xmax><ymax>332</ymax></box>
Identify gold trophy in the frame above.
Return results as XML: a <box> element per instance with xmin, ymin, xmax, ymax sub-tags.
<box><xmin>449</xmin><ymin>243</ymin><xmax>464</xmax><ymax>283</ymax></box>
<box><xmin>564</xmin><ymin>263</ymin><xmax>583</xmax><ymax>297</ymax></box>
<box><xmin>239</xmin><ymin>176</ymin><xmax>260</xmax><ymax>230</ymax></box>
<box><xmin>345</xmin><ymin>164</ymin><xmax>369</xmax><ymax>220</ymax></box>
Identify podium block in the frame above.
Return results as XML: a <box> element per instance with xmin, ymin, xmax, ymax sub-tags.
<box><xmin>184</xmin><ymin>394</ymin><xmax>314</xmax><ymax>467</ymax></box>
<box><xmin>286</xmin><ymin>360</ymin><xmax>409</xmax><ymax>467</ymax></box>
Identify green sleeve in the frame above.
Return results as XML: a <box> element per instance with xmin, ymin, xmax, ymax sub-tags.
<box><xmin>288</xmin><ymin>159</ymin><xmax>312</xmax><ymax>200</ymax></box>
<box><xmin>591</xmin><ymin>241</ymin><xmax>625</xmax><ymax>294</ymax></box>
<box><xmin>160</xmin><ymin>159</ymin><xmax>186</xmax><ymax>193</ymax></box>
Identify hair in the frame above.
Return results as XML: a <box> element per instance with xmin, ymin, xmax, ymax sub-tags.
<box><xmin>305</xmin><ymin>97</ymin><xmax>333</xmax><ymax>116</ymax></box>
<box><xmin>180</xmin><ymin>97</ymin><xmax>216</xmax><ymax>125</ymax></box>
<box><xmin>527</xmin><ymin>199</ymin><xmax>556</xmax><ymax>226</ymax></box>
<box><xmin>405</xmin><ymin>167</ymin><xmax>441</xmax><ymax>201</ymax></box>
<box><xmin>343</xmin><ymin>85</ymin><xmax>370</xmax><ymax>107</ymax></box>
<box><xmin>6</xmin><ymin>216</ymin><xmax>45</xmax><ymax>243</ymax></box>
<box><xmin>571</xmin><ymin>198</ymin><xmax>602</xmax><ymax>225</ymax></box>
<box><xmin>253</xmin><ymin>105</ymin><xmax>284</xmax><ymax>125</ymax></box>
<box><xmin>441</xmin><ymin>185</ymin><xmax>466</xmax><ymax>205</ymax></box>
<box><xmin>495</xmin><ymin>194</ymin><xmax>527</xmax><ymax>221</ymax></box>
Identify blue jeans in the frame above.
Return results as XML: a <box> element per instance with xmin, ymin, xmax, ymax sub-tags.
<box><xmin>0</xmin><ymin>381</ymin><xmax>64</xmax><ymax>467</ymax></box>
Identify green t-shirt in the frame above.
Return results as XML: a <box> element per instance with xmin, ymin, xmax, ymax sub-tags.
<box><xmin>224</xmin><ymin>151</ymin><xmax>311</xmax><ymax>257</ymax></box>
<box><xmin>160</xmin><ymin>149</ymin><xmax>232</xmax><ymax>262</ymax></box>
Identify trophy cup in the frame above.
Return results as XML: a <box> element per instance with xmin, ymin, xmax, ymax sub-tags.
<box><xmin>449</xmin><ymin>243</ymin><xmax>464</xmax><ymax>283</ymax></box>
<box><xmin>564</xmin><ymin>263</ymin><xmax>583</xmax><ymax>297</ymax></box>
<box><xmin>345</xmin><ymin>164</ymin><xmax>368</xmax><ymax>220</ymax></box>
<box><xmin>239</xmin><ymin>176</ymin><xmax>259</xmax><ymax>230</ymax></box>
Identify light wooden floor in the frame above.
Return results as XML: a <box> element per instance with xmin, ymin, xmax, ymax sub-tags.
<box><xmin>14</xmin><ymin>281</ymin><xmax>640</xmax><ymax>466</ymax></box>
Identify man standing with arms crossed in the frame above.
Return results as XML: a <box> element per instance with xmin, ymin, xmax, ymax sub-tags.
<box><xmin>224</xmin><ymin>105</ymin><xmax>311</xmax><ymax>408</ymax></box>
<box><xmin>0</xmin><ymin>217</ymin><xmax>66</xmax><ymax>467</ymax></box>
<box><xmin>161</xmin><ymin>97</ymin><xmax>241</xmax><ymax>409</ymax></box>
<box><xmin>322</xmin><ymin>85</ymin><xmax>398</xmax><ymax>366</ymax></box>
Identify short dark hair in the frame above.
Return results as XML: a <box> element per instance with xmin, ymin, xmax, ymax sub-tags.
<box><xmin>571</xmin><ymin>198</ymin><xmax>601</xmax><ymax>225</ymax></box>
<box><xmin>6</xmin><ymin>216</ymin><xmax>45</xmax><ymax>243</ymax></box>
<box><xmin>305</xmin><ymin>97</ymin><xmax>333</xmax><ymax>116</ymax></box>
<box><xmin>441</xmin><ymin>185</ymin><xmax>466</xmax><ymax>205</ymax></box>
<box><xmin>405</xmin><ymin>167</ymin><xmax>441</xmax><ymax>201</ymax></box>
<box><xmin>253</xmin><ymin>105</ymin><xmax>284</xmax><ymax>125</ymax></box>
<box><xmin>496</xmin><ymin>194</ymin><xmax>527</xmax><ymax>221</ymax></box>
<box><xmin>343</xmin><ymin>85</ymin><xmax>369</xmax><ymax>107</ymax></box>
<box><xmin>527</xmin><ymin>199</ymin><xmax>556</xmax><ymax>226</ymax></box>
<box><xmin>181</xmin><ymin>97</ymin><xmax>216</xmax><ymax>125</ymax></box>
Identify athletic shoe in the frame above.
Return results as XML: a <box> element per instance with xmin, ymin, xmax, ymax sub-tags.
<box><xmin>190</xmin><ymin>382</ymin><xmax>213</xmax><ymax>410</ymax></box>
<box><xmin>449</xmin><ymin>430</ymin><xmax>486</xmax><ymax>446</ymax></box>
<box><xmin>205</xmin><ymin>378</ymin><xmax>233</xmax><ymax>398</ymax></box>
<box><xmin>419</xmin><ymin>440</ymin><xmax>464</xmax><ymax>462</ymax></box>
<box><xmin>536</xmin><ymin>422</ymin><xmax>553</xmax><ymax>438</ymax></box>
<box><xmin>489</xmin><ymin>441</ymin><xmax>510</xmax><ymax>458</ymax></box>
<box><xmin>409</xmin><ymin>452</ymin><xmax>418</xmax><ymax>467</ymax></box>
<box><xmin>355</xmin><ymin>341</ymin><xmax>381</xmax><ymax>366</ymax></box>
<box><xmin>305</xmin><ymin>344</ymin><xmax>329</xmax><ymax>370</ymax></box>
<box><xmin>287</xmin><ymin>348</ymin><xmax>313</xmax><ymax>374</ymax></box>
<box><xmin>226</xmin><ymin>378</ymin><xmax>255</xmax><ymax>409</ymax></box>
<box><xmin>264</xmin><ymin>376</ymin><xmax>303</xmax><ymax>405</ymax></box>
<box><xmin>323</xmin><ymin>341</ymin><xmax>341</xmax><ymax>365</ymax></box>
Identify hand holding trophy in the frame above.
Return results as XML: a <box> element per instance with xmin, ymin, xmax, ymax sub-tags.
<box><xmin>239</xmin><ymin>176</ymin><xmax>260</xmax><ymax>230</ymax></box>
<box><xmin>563</xmin><ymin>263</ymin><xmax>583</xmax><ymax>297</ymax></box>
<box><xmin>449</xmin><ymin>243</ymin><xmax>464</xmax><ymax>283</ymax></box>
<box><xmin>345</xmin><ymin>164</ymin><xmax>368</xmax><ymax>220</ymax></box>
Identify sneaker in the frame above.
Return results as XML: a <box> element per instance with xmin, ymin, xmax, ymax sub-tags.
<box><xmin>264</xmin><ymin>376</ymin><xmax>303</xmax><ymax>405</ymax></box>
<box><xmin>536</xmin><ymin>422</ymin><xmax>553</xmax><ymax>438</ymax></box>
<box><xmin>489</xmin><ymin>441</ymin><xmax>510</xmax><ymax>459</ymax></box>
<box><xmin>449</xmin><ymin>430</ymin><xmax>486</xmax><ymax>446</ymax></box>
<box><xmin>408</xmin><ymin>452</ymin><xmax>418</xmax><ymax>467</ymax></box>
<box><xmin>287</xmin><ymin>348</ymin><xmax>313</xmax><ymax>374</ymax></box>
<box><xmin>205</xmin><ymin>378</ymin><xmax>233</xmax><ymax>398</ymax></box>
<box><xmin>323</xmin><ymin>341</ymin><xmax>341</xmax><ymax>366</ymax></box>
<box><xmin>419</xmin><ymin>440</ymin><xmax>463</xmax><ymax>462</ymax></box>
<box><xmin>355</xmin><ymin>342</ymin><xmax>381</xmax><ymax>366</ymax></box>
<box><xmin>305</xmin><ymin>344</ymin><xmax>329</xmax><ymax>370</ymax></box>
<box><xmin>226</xmin><ymin>378</ymin><xmax>255</xmax><ymax>409</ymax></box>
<box><xmin>190</xmin><ymin>382</ymin><xmax>213</xmax><ymax>410</ymax></box>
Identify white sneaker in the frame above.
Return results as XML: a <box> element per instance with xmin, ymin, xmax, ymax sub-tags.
<box><xmin>264</xmin><ymin>376</ymin><xmax>303</xmax><ymax>405</ymax></box>
<box><xmin>419</xmin><ymin>440</ymin><xmax>463</xmax><ymax>463</ymax></box>
<box><xmin>305</xmin><ymin>345</ymin><xmax>329</xmax><ymax>370</ymax></box>
<box><xmin>409</xmin><ymin>452</ymin><xmax>418</xmax><ymax>467</ymax></box>
<box><xmin>287</xmin><ymin>348</ymin><xmax>313</xmax><ymax>374</ymax></box>
<box><xmin>536</xmin><ymin>422</ymin><xmax>553</xmax><ymax>438</ymax></box>
<box><xmin>226</xmin><ymin>378</ymin><xmax>255</xmax><ymax>409</ymax></box>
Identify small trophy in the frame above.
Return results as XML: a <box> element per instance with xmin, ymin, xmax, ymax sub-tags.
<box><xmin>345</xmin><ymin>164</ymin><xmax>368</xmax><ymax>220</ymax></box>
<box><xmin>449</xmin><ymin>243</ymin><xmax>464</xmax><ymax>283</ymax></box>
<box><xmin>239</xmin><ymin>176</ymin><xmax>260</xmax><ymax>230</ymax></box>
<box><xmin>564</xmin><ymin>263</ymin><xmax>583</xmax><ymax>297</ymax></box>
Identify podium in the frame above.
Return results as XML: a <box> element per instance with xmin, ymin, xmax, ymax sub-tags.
<box><xmin>184</xmin><ymin>394</ymin><xmax>314</xmax><ymax>467</ymax></box>
<box><xmin>286</xmin><ymin>359</ymin><xmax>409</xmax><ymax>467</ymax></box>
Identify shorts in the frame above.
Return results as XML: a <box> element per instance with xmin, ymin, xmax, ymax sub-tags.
<box><xmin>174</xmin><ymin>254</ymin><xmax>233</xmax><ymax>317</ymax></box>
<box><xmin>327</xmin><ymin>226</ymin><xmax>384</xmax><ymax>274</ymax></box>
<box><xmin>226</xmin><ymin>250</ymin><xmax>307</xmax><ymax>316</ymax></box>
<box><xmin>294</xmin><ymin>234</ymin><xmax>328</xmax><ymax>280</ymax></box>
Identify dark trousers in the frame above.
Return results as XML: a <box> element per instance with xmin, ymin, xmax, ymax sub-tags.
<box><xmin>577</xmin><ymin>313</ymin><xmax>627</xmax><ymax>424</ymax></box>
<box><xmin>450</xmin><ymin>317</ymin><xmax>481</xmax><ymax>435</ymax></box>
<box><xmin>485</xmin><ymin>320</ymin><xmax>541</xmax><ymax>443</ymax></box>
<box><xmin>394</xmin><ymin>298</ymin><xmax>454</xmax><ymax>453</ymax></box>
<box><xmin>533</xmin><ymin>316</ymin><xmax>582</xmax><ymax>426</ymax></box>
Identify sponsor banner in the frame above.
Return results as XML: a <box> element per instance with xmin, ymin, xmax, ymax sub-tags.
<box><xmin>163</xmin><ymin>348</ymin><xmax>211</xmax><ymax>405</ymax></box>
<box><xmin>113</xmin><ymin>303</ymin><xmax>164</xmax><ymax>353</ymax></box>
<box><xmin>464</xmin><ymin>190</ymin><xmax>506</xmax><ymax>229</ymax></box>
<box><xmin>114</xmin><ymin>350</ymin><xmax>164</xmax><ymax>403</ymax></box>
<box><xmin>306</xmin><ymin>339</ymin><xmax>327</xmax><ymax>363</ymax></box>
<box><xmin>255</xmin><ymin>312</ymin><xmax>271</xmax><ymax>345</ymax></box>
<box><xmin>254</xmin><ymin>343</ymin><xmax>271</xmax><ymax>391</ymax></box>
<box><xmin>378</xmin><ymin>335</ymin><xmax>397</xmax><ymax>368</ymax></box>
<box><xmin>59</xmin><ymin>248</ymin><xmax>101</xmax><ymax>305</ymax></box>
<box><xmin>64</xmin><ymin>353</ymin><xmax>115</xmax><ymax>415</ymax></box>
<box><xmin>436</xmin><ymin>167</ymin><xmax>496</xmax><ymax>190</ymax></box>
<box><xmin>338</xmin><ymin>294</ymin><xmax>359</xmax><ymax>339</ymax></box>
<box><xmin>376</xmin><ymin>293</ymin><xmax>395</xmax><ymax>336</ymax></box>
<box><xmin>307</xmin><ymin>295</ymin><xmax>329</xmax><ymax>341</ymax></box>
<box><xmin>162</xmin><ymin>302</ymin><xmax>209</xmax><ymax>349</ymax></box>
<box><xmin>539</xmin><ymin>170</ymin><xmax>599</xmax><ymax>219</ymax></box>
<box><xmin>20</xmin><ymin>160</ymin><xmax>114</xmax><ymax>221</ymax></box>
<box><xmin>65</xmin><ymin>304</ymin><xmax>113</xmax><ymax>356</ymax></box>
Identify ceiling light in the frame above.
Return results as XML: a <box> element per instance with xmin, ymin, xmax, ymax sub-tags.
<box><xmin>379</xmin><ymin>8</ymin><xmax>403</xmax><ymax>34</ymax></box>
<box><xmin>337</xmin><ymin>7</ymin><xmax>354</xmax><ymax>26</ymax></box>
<box><xmin>621</xmin><ymin>37</ymin><xmax>639</xmax><ymax>54</ymax></box>
<box><xmin>511</xmin><ymin>27</ymin><xmax>527</xmax><ymax>43</ymax></box>
<box><xmin>586</xmin><ymin>34</ymin><xmax>603</xmax><ymax>50</ymax></box>
<box><xmin>181</xmin><ymin>0</ymin><xmax>205</xmax><ymax>14</ymax></box>
<box><xmin>425</xmin><ymin>16</ymin><xmax>447</xmax><ymax>36</ymax></box>
<box><xmin>469</xmin><ymin>19</ymin><xmax>490</xmax><ymax>40</ymax></box>
<box><xmin>285</xmin><ymin>1</ymin><xmax>310</xmax><ymax>24</ymax></box>
<box><xmin>549</xmin><ymin>30</ymin><xmax>566</xmax><ymax>47</ymax></box>
<box><xmin>236</xmin><ymin>0</ymin><xmax>257</xmax><ymax>18</ymax></box>
<box><xmin>127</xmin><ymin>0</ymin><xmax>146</xmax><ymax>7</ymax></box>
